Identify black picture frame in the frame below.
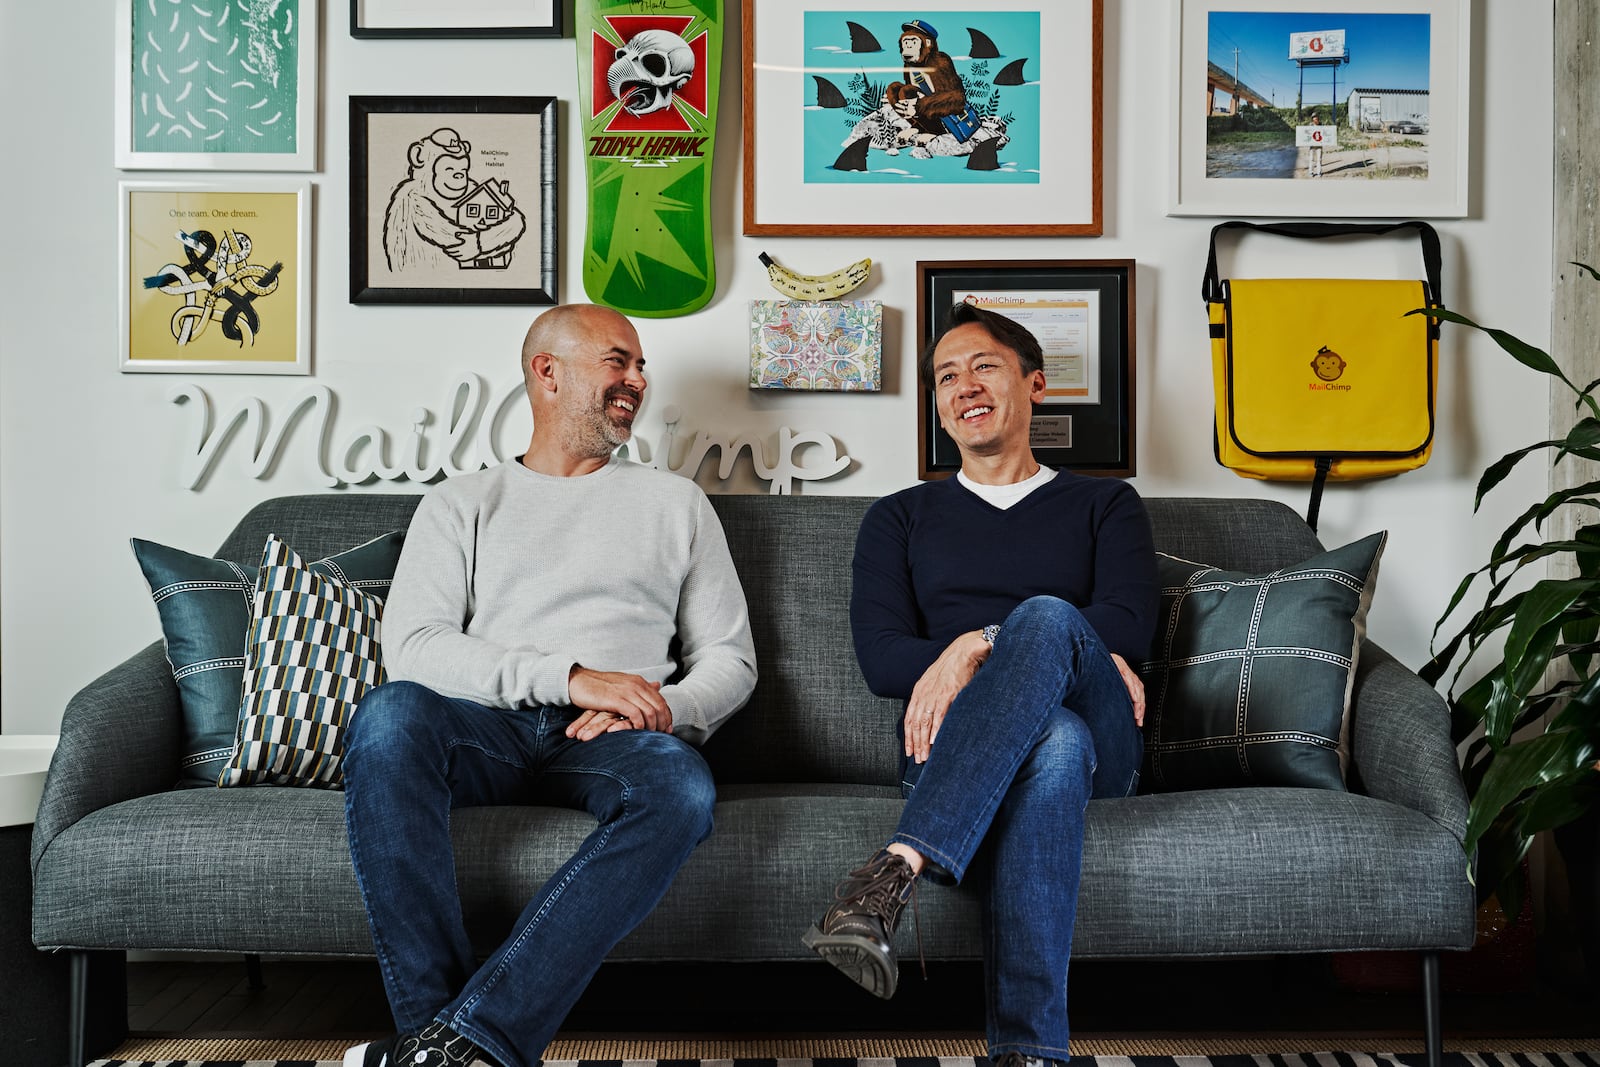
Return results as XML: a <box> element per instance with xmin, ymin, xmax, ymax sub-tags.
<box><xmin>916</xmin><ymin>260</ymin><xmax>1136</xmax><ymax>480</ymax></box>
<box><xmin>350</xmin><ymin>1</ymin><xmax>562</xmax><ymax>38</ymax></box>
<box><xmin>350</xmin><ymin>96</ymin><xmax>558</xmax><ymax>306</ymax></box>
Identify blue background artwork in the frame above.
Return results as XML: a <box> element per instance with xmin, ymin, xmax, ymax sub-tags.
<box><xmin>802</xmin><ymin>10</ymin><xmax>1042</xmax><ymax>185</ymax></box>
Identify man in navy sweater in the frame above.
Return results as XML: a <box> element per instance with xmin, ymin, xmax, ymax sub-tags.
<box><xmin>802</xmin><ymin>302</ymin><xmax>1158</xmax><ymax>1066</ymax></box>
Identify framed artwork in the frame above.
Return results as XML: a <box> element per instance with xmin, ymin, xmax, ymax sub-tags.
<box><xmin>1169</xmin><ymin>0</ymin><xmax>1470</xmax><ymax>218</ymax></box>
<box><xmin>742</xmin><ymin>0</ymin><xmax>1102</xmax><ymax>236</ymax></box>
<box><xmin>114</xmin><ymin>0</ymin><xmax>318</xmax><ymax>170</ymax></box>
<box><xmin>350</xmin><ymin>96</ymin><xmax>559</xmax><ymax>305</ymax></box>
<box><xmin>350</xmin><ymin>0</ymin><xmax>562</xmax><ymax>38</ymax></box>
<box><xmin>120</xmin><ymin>180</ymin><xmax>312</xmax><ymax>375</ymax></box>
<box><xmin>916</xmin><ymin>260</ymin><xmax>1135</xmax><ymax>479</ymax></box>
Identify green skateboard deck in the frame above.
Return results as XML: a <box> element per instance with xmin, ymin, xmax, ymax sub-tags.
<box><xmin>577</xmin><ymin>0</ymin><xmax>721</xmax><ymax>318</ymax></box>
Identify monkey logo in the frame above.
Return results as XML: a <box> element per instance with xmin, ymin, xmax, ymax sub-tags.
<box><xmin>1311</xmin><ymin>345</ymin><xmax>1347</xmax><ymax>382</ymax></box>
<box><xmin>382</xmin><ymin>128</ymin><xmax>526</xmax><ymax>273</ymax></box>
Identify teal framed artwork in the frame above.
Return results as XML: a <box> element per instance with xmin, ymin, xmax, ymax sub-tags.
<box><xmin>742</xmin><ymin>0</ymin><xmax>1102</xmax><ymax>236</ymax></box>
<box><xmin>115</xmin><ymin>0</ymin><xmax>319</xmax><ymax>170</ymax></box>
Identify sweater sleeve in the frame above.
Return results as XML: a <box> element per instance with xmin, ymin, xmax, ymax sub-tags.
<box><xmin>849</xmin><ymin>496</ymin><xmax>949</xmax><ymax>700</ymax></box>
<box><xmin>380</xmin><ymin>490</ymin><xmax>576</xmax><ymax>708</ymax></box>
<box><xmin>1078</xmin><ymin>482</ymin><xmax>1160</xmax><ymax>662</ymax></box>
<box><xmin>660</xmin><ymin>493</ymin><xmax>759</xmax><ymax>746</ymax></box>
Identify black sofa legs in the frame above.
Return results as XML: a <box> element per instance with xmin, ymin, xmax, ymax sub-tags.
<box><xmin>67</xmin><ymin>951</ymin><xmax>86</xmax><ymax>1067</ymax></box>
<box><xmin>1422</xmin><ymin>950</ymin><xmax>1443</xmax><ymax>1067</ymax></box>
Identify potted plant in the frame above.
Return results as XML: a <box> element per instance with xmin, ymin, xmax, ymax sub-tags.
<box><xmin>1417</xmin><ymin>265</ymin><xmax>1600</xmax><ymax>959</ymax></box>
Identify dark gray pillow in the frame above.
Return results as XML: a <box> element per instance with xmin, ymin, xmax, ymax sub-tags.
<box><xmin>131</xmin><ymin>531</ymin><xmax>404</xmax><ymax>786</ymax></box>
<box><xmin>1138</xmin><ymin>531</ymin><xmax>1386</xmax><ymax>793</ymax></box>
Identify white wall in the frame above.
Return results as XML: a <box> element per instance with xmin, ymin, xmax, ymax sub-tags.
<box><xmin>0</xmin><ymin>1</ymin><xmax>1555</xmax><ymax>735</ymax></box>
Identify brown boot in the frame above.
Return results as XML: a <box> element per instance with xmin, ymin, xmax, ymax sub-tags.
<box><xmin>800</xmin><ymin>849</ymin><xmax>919</xmax><ymax>998</ymax></box>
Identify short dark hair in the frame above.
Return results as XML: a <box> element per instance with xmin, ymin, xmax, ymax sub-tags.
<box><xmin>918</xmin><ymin>301</ymin><xmax>1044</xmax><ymax>387</ymax></box>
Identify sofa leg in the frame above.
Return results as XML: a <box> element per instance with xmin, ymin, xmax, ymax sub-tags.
<box><xmin>245</xmin><ymin>953</ymin><xmax>265</xmax><ymax>991</ymax></box>
<box><xmin>68</xmin><ymin>950</ymin><xmax>88</xmax><ymax>1067</ymax></box>
<box><xmin>1421</xmin><ymin>950</ymin><xmax>1442</xmax><ymax>1067</ymax></box>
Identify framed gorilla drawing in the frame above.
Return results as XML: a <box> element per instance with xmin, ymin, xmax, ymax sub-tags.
<box><xmin>742</xmin><ymin>0</ymin><xmax>1102</xmax><ymax>236</ymax></box>
<box><xmin>349</xmin><ymin>96</ymin><xmax>559</xmax><ymax>305</ymax></box>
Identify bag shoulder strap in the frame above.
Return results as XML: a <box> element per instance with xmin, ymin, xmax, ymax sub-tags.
<box><xmin>1201</xmin><ymin>220</ymin><xmax>1444</xmax><ymax>335</ymax></box>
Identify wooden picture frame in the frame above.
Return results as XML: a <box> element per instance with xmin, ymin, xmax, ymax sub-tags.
<box><xmin>350</xmin><ymin>0</ymin><xmax>563</xmax><ymax>38</ymax></box>
<box><xmin>120</xmin><ymin>180</ymin><xmax>312</xmax><ymax>375</ymax></box>
<box><xmin>742</xmin><ymin>0</ymin><xmax>1102</xmax><ymax>236</ymax></box>
<box><xmin>115</xmin><ymin>0</ymin><xmax>318</xmax><ymax>171</ymax></box>
<box><xmin>917</xmin><ymin>260</ymin><xmax>1135</xmax><ymax>479</ymax></box>
<box><xmin>349</xmin><ymin>96</ymin><xmax>559</xmax><ymax>305</ymax></box>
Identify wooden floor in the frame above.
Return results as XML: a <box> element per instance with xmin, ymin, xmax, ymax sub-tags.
<box><xmin>125</xmin><ymin>956</ymin><xmax>1600</xmax><ymax>1041</ymax></box>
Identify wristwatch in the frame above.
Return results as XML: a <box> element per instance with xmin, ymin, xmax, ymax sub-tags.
<box><xmin>981</xmin><ymin>623</ymin><xmax>1001</xmax><ymax>648</ymax></box>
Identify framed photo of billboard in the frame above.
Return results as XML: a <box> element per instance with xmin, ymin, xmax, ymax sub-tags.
<box><xmin>1168</xmin><ymin>0</ymin><xmax>1470</xmax><ymax>218</ymax></box>
<box><xmin>120</xmin><ymin>180</ymin><xmax>312</xmax><ymax>375</ymax></box>
<box><xmin>350</xmin><ymin>0</ymin><xmax>562</xmax><ymax>38</ymax></box>
<box><xmin>916</xmin><ymin>260</ymin><xmax>1135</xmax><ymax>480</ymax></box>
<box><xmin>742</xmin><ymin>0</ymin><xmax>1102</xmax><ymax>236</ymax></box>
<box><xmin>114</xmin><ymin>0</ymin><xmax>318</xmax><ymax>170</ymax></box>
<box><xmin>350</xmin><ymin>96</ymin><xmax>559</xmax><ymax>305</ymax></box>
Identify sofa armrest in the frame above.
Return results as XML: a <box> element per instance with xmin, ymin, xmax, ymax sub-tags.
<box><xmin>1348</xmin><ymin>640</ymin><xmax>1468</xmax><ymax>843</ymax></box>
<box><xmin>31</xmin><ymin>641</ymin><xmax>182</xmax><ymax>872</ymax></box>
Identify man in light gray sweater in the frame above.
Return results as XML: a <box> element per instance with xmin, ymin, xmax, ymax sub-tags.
<box><xmin>343</xmin><ymin>304</ymin><xmax>757</xmax><ymax>1067</ymax></box>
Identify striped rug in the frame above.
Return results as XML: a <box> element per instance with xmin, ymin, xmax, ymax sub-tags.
<box><xmin>89</xmin><ymin>1037</ymin><xmax>1600</xmax><ymax>1067</ymax></box>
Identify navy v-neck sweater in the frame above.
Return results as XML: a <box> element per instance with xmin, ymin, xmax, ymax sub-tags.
<box><xmin>849</xmin><ymin>471</ymin><xmax>1158</xmax><ymax>701</ymax></box>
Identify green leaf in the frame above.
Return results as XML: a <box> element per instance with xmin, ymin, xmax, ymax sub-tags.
<box><xmin>1515</xmin><ymin>764</ymin><xmax>1600</xmax><ymax>834</ymax></box>
<box><xmin>1464</xmin><ymin>730</ymin><xmax>1595</xmax><ymax>853</ymax></box>
<box><xmin>1472</xmin><ymin>817</ymin><xmax>1534</xmax><ymax>910</ymax></box>
<box><xmin>1573</xmin><ymin>261</ymin><xmax>1600</xmax><ymax>281</ymax></box>
<box><xmin>1476</xmin><ymin>441</ymin><xmax>1563</xmax><ymax>508</ymax></box>
<box><xmin>1413</xmin><ymin>306</ymin><xmax>1576</xmax><ymax>392</ymax></box>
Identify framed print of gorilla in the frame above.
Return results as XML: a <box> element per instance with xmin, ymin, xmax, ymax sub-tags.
<box><xmin>742</xmin><ymin>0</ymin><xmax>1102</xmax><ymax>236</ymax></box>
<box><xmin>349</xmin><ymin>96</ymin><xmax>559</xmax><ymax>305</ymax></box>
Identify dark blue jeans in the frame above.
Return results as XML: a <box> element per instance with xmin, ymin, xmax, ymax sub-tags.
<box><xmin>894</xmin><ymin>597</ymin><xmax>1142</xmax><ymax>1059</ymax></box>
<box><xmin>342</xmin><ymin>681</ymin><xmax>715</xmax><ymax>1067</ymax></box>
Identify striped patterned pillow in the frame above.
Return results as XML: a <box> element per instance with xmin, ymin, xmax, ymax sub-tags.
<box><xmin>219</xmin><ymin>534</ymin><xmax>389</xmax><ymax>788</ymax></box>
<box><xmin>1137</xmin><ymin>531</ymin><xmax>1387</xmax><ymax>794</ymax></box>
<box><xmin>132</xmin><ymin>531</ymin><xmax>404</xmax><ymax>786</ymax></box>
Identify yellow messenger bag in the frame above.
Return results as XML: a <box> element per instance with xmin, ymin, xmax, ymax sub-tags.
<box><xmin>1202</xmin><ymin>220</ymin><xmax>1442</xmax><ymax>529</ymax></box>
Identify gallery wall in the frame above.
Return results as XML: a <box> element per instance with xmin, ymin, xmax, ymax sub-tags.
<box><xmin>0</xmin><ymin>1</ymin><xmax>1557</xmax><ymax>735</ymax></box>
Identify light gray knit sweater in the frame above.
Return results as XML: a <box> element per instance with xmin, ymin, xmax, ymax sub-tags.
<box><xmin>381</xmin><ymin>457</ymin><xmax>758</xmax><ymax>744</ymax></box>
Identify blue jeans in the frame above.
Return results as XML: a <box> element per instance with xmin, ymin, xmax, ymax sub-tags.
<box><xmin>342</xmin><ymin>681</ymin><xmax>716</xmax><ymax>1067</ymax></box>
<box><xmin>894</xmin><ymin>597</ymin><xmax>1142</xmax><ymax>1059</ymax></box>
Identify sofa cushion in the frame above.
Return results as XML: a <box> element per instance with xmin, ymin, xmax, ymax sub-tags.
<box><xmin>1138</xmin><ymin>532</ymin><xmax>1386</xmax><ymax>793</ymax></box>
<box><xmin>219</xmin><ymin>535</ymin><xmax>388</xmax><ymax>788</ymax></box>
<box><xmin>130</xmin><ymin>531</ymin><xmax>404</xmax><ymax>785</ymax></box>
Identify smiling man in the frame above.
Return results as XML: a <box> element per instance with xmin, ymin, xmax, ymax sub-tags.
<box><xmin>802</xmin><ymin>302</ymin><xmax>1157</xmax><ymax>1066</ymax></box>
<box><xmin>342</xmin><ymin>303</ymin><xmax>756</xmax><ymax>1067</ymax></box>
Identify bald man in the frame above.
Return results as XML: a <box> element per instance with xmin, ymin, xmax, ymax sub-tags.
<box><xmin>343</xmin><ymin>305</ymin><xmax>757</xmax><ymax>1067</ymax></box>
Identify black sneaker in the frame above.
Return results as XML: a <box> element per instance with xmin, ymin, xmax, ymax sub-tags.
<box><xmin>993</xmin><ymin>1054</ymin><xmax>1066</xmax><ymax>1067</ymax></box>
<box><xmin>344</xmin><ymin>1021</ymin><xmax>497</xmax><ymax>1067</ymax></box>
<box><xmin>801</xmin><ymin>849</ymin><xmax>920</xmax><ymax>999</ymax></box>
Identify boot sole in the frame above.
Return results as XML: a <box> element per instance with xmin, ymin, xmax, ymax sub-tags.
<box><xmin>801</xmin><ymin>923</ymin><xmax>899</xmax><ymax>999</ymax></box>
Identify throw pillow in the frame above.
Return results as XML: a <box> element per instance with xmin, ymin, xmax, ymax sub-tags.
<box><xmin>131</xmin><ymin>530</ymin><xmax>404</xmax><ymax>786</ymax></box>
<box><xmin>1137</xmin><ymin>531</ymin><xmax>1387</xmax><ymax>794</ymax></box>
<box><xmin>218</xmin><ymin>534</ymin><xmax>389</xmax><ymax>788</ymax></box>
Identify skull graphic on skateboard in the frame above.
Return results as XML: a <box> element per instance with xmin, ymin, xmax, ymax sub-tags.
<box><xmin>577</xmin><ymin>0</ymin><xmax>721</xmax><ymax>318</ymax></box>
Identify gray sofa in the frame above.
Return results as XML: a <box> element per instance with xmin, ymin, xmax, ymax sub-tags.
<box><xmin>32</xmin><ymin>492</ymin><xmax>1475</xmax><ymax>1063</ymax></box>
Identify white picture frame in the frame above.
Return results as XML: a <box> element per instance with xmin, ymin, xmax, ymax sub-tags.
<box><xmin>115</xmin><ymin>0</ymin><xmax>319</xmax><ymax>171</ymax></box>
<box><xmin>120</xmin><ymin>180</ymin><xmax>313</xmax><ymax>375</ymax></box>
<box><xmin>1168</xmin><ymin>0</ymin><xmax>1469</xmax><ymax>218</ymax></box>
<box><xmin>350</xmin><ymin>0</ymin><xmax>562</xmax><ymax>38</ymax></box>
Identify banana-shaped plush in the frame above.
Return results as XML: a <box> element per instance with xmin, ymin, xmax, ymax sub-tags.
<box><xmin>760</xmin><ymin>251</ymin><xmax>872</xmax><ymax>301</ymax></box>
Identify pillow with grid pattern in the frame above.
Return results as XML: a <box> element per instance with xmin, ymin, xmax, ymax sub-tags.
<box><xmin>1137</xmin><ymin>531</ymin><xmax>1386</xmax><ymax>794</ymax></box>
<box><xmin>132</xmin><ymin>530</ymin><xmax>404</xmax><ymax>786</ymax></box>
<box><xmin>218</xmin><ymin>534</ymin><xmax>389</xmax><ymax>788</ymax></box>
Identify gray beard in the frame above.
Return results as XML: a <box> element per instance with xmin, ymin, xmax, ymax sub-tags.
<box><xmin>564</xmin><ymin>402</ymin><xmax>630</xmax><ymax>458</ymax></box>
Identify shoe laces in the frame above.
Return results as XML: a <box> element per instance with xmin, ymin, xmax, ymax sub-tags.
<box><xmin>835</xmin><ymin>850</ymin><xmax>925</xmax><ymax>980</ymax></box>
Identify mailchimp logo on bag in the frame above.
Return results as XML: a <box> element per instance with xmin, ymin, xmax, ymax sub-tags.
<box><xmin>1309</xmin><ymin>346</ymin><xmax>1352</xmax><ymax>391</ymax></box>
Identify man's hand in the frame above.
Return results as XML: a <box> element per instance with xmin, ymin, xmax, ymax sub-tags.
<box><xmin>1109</xmin><ymin>652</ymin><xmax>1145</xmax><ymax>727</ymax></box>
<box><xmin>566</xmin><ymin>667</ymin><xmax>672</xmax><ymax>741</ymax></box>
<box><xmin>904</xmin><ymin>631</ymin><xmax>991</xmax><ymax>764</ymax></box>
